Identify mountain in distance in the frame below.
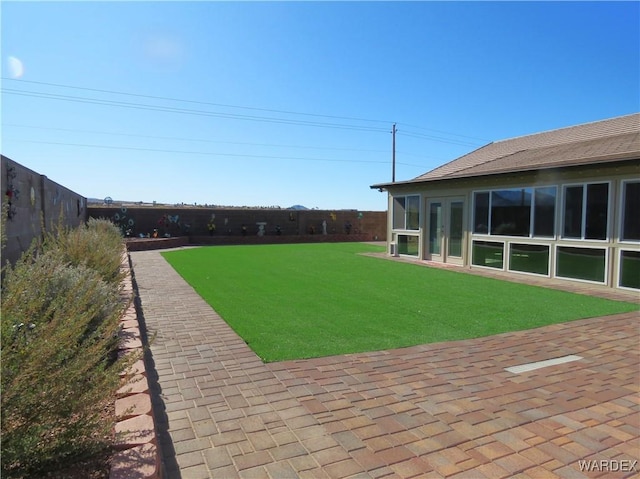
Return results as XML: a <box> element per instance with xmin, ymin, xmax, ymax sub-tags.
<box><xmin>87</xmin><ymin>197</ymin><xmax>311</xmax><ymax>210</ymax></box>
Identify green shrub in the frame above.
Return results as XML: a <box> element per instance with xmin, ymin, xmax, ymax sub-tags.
<box><xmin>41</xmin><ymin>218</ymin><xmax>125</xmax><ymax>285</ymax></box>
<box><xmin>1</xmin><ymin>219</ymin><xmax>132</xmax><ymax>477</ymax></box>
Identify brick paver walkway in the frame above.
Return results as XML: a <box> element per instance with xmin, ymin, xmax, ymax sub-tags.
<box><xmin>130</xmin><ymin>249</ymin><xmax>639</xmax><ymax>479</ymax></box>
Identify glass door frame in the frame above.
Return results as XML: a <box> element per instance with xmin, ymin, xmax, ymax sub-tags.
<box><xmin>425</xmin><ymin>196</ymin><xmax>466</xmax><ymax>265</ymax></box>
<box><xmin>427</xmin><ymin>199</ymin><xmax>444</xmax><ymax>261</ymax></box>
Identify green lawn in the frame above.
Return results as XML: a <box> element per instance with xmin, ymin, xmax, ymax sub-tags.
<box><xmin>162</xmin><ymin>243</ymin><xmax>638</xmax><ymax>362</ymax></box>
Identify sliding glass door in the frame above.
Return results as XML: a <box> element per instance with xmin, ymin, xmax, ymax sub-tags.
<box><xmin>426</xmin><ymin>197</ymin><xmax>465</xmax><ymax>265</ymax></box>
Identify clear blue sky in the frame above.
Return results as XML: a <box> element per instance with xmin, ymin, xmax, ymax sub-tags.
<box><xmin>2</xmin><ymin>1</ymin><xmax>638</xmax><ymax>211</ymax></box>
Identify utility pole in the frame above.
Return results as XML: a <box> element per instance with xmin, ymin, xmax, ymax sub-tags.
<box><xmin>392</xmin><ymin>123</ymin><xmax>396</xmax><ymax>182</ymax></box>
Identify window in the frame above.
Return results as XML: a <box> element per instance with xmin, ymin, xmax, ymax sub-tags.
<box><xmin>509</xmin><ymin>243</ymin><xmax>549</xmax><ymax>275</ymax></box>
<box><xmin>621</xmin><ymin>181</ymin><xmax>640</xmax><ymax>242</ymax></box>
<box><xmin>556</xmin><ymin>246</ymin><xmax>606</xmax><ymax>283</ymax></box>
<box><xmin>491</xmin><ymin>188</ymin><xmax>532</xmax><ymax>236</ymax></box>
<box><xmin>393</xmin><ymin>195</ymin><xmax>420</xmax><ymax>230</ymax></box>
<box><xmin>449</xmin><ymin>201</ymin><xmax>464</xmax><ymax>257</ymax></box>
<box><xmin>563</xmin><ymin>186</ymin><xmax>583</xmax><ymax>238</ymax></box>
<box><xmin>397</xmin><ymin>235</ymin><xmax>419</xmax><ymax>256</ymax></box>
<box><xmin>533</xmin><ymin>187</ymin><xmax>556</xmax><ymax>237</ymax></box>
<box><xmin>473</xmin><ymin>192</ymin><xmax>489</xmax><ymax>234</ymax></box>
<box><xmin>473</xmin><ymin>186</ymin><xmax>556</xmax><ymax>237</ymax></box>
<box><xmin>472</xmin><ymin>240</ymin><xmax>504</xmax><ymax>269</ymax></box>
<box><xmin>406</xmin><ymin>195</ymin><xmax>420</xmax><ymax>230</ymax></box>
<box><xmin>429</xmin><ymin>202</ymin><xmax>442</xmax><ymax>255</ymax></box>
<box><xmin>562</xmin><ymin>183</ymin><xmax>609</xmax><ymax>240</ymax></box>
<box><xmin>619</xmin><ymin>250</ymin><xmax>640</xmax><ymax>290</ymax></box>
<box><xmin>392</xmin><ymin>197</ymin><xmax>406</xmax><ymax>229</ymax></box>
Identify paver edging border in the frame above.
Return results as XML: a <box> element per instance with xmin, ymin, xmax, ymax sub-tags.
<box><xmin>109</xmin><ymin>250</ymin><xmax>160</xmax><ymax>479</ymax></box>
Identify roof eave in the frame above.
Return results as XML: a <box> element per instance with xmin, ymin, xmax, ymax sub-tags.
<box><xmin>370</xmin><ymin>154</ymin><xmax>639</xmax><ymax>191</ymax></box>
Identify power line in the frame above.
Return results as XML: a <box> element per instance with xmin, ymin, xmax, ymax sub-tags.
<box><xmin>7</xmin><ymin>136</ymin><xmax>426</xmax><ymax>169</ymax></box>
<box><xmin>396</xmin><ymin>162</ymin><xmax>435</xmax><ymax>169</ymax></box>
<box><xmin>2</xmin><ymin>77</ymin><xmax>391</xmax><ymax>125</ymax></box>
<box><xmin>3</xmin><ymin>89</ymin><xmax>389</xmax><ymax>133</ymax></box>
<box><xmin>398</xmin><ymin>122</ymin><xmax>490</xmax><ymax>142</ymax></box>
<box><xmin>4</xmin><ymin>123</ymin><xmax>390</xmax><ymax>154</ymax></box>
<box><xmin>5</xmin><ymin>88</ymin><xmax>484</xmax><ymax>148</ymax></box>
<box><xmin>7</xmin><ymin>138</ymin><xmax>392</xmax><ymax>165</ymax></box>
<box><xmin>3</xmin><ymin>78</ymin><xmax>492</xmax><ymax>144</ymax></box>
<box><xmin>397</xmin><ymin>130</ymin><xmax>482</xmax><ymax>147</ymax></box>
<box><xmin>395</xmin><ymin>150</ymin><xmax>447</xmax><ymax>160</ymax></box>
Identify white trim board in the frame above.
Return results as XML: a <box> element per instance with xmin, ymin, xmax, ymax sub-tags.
<box><xmin>505</xmin><ymin>355</ymin><xmax>583</xmax><ymax>374</ymax></box>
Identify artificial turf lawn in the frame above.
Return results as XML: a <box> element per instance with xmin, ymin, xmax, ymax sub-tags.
<box><xmin>162</xmin><ymin>242</ymin><xmax>638</xmax><ymax>362</ymax></box>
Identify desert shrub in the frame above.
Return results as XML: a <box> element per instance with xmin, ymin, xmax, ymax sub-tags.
<box><xmin>1</xmin><ymin>220</ymin><xmax>132</xmax><ymax>477</ymax></box>
<box><xmin>41</xmin><ymin>218</ymin><xmax>125</xmax><ymax>285</ymax></box>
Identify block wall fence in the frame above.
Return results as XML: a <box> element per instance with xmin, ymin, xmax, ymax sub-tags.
<box><xmin>1</xmin><ymin>155</ymin><xmax>88</xmax><ymax>267</ymax></box>
<box><xmin>1</xmin><ymin>156</ymin><xmax>387</xmax><ymax>265</ymax></box>
<box><xmin>89</xmin><ymin>206</ymin><xmax>387</xmax><ymax>248</ymax></box>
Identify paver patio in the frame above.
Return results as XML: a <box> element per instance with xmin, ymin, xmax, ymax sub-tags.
<box><xmin>130</xmin><ymin>247</ymin><xmax>639</xmax><ymax>479</ymax></box>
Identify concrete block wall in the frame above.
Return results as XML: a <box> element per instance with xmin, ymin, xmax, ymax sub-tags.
<box><xmin>1</xmin><ymin>155</ymin><xmax>385</xmax><ymax>267</ymax></box>
<box><xmin>1</xmin><ymin>156</ymin><xmax>88</xmax><ymax>267</ymax></box>
<box><xmin>89</xmin><ymin>206</ymin><xmax>387</xmax><ymax>242</ymax></box>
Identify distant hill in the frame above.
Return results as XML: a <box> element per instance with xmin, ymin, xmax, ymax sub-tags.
<box><xmin>87</xmin><ymin>198</ymin><xmax>312</xmax><ymax>210</ymax></box>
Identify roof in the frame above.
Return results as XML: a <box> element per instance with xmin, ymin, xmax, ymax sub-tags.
<box><xmin>372</xmin><ymin>113</ymin><xmax>640</xmax><ymax>189</ymax></box>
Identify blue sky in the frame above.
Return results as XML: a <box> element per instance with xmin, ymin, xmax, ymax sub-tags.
<box><xmin>1</xmin><ymin>1</ymin><xmax>638</xmax><ymax>210</ymax></box>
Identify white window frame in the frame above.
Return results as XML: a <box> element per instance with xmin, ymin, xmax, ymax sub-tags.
<box><xmin>472</xmin><ymin>185</ymin><xmax>558</xmax><ymax>239</ymax></box>
<box><xmin>392</xmin><ymin>194</ymin><xmax>421</xmax><ymax>231</ymax></box>
<box><xmin>555</xmin><ymin>244</ymin><xmax>608</xmax><ymax>285</ymax></box>
<box><xmin>507</xmin><ymin>242</ymin><xmax>551</xmax><ymax>278</ymax></box>
<box><xmin>560</xmin><ymin>181</ymin><xmax>611</xmax><ymax>242</ymax></box>
<box><xmin>471</xmin><ymin>239</ymin><xmax>506</xmax><ymax>271</ymax></box>
<box><xmin>472</xmin><ymin>190</ymin><xmax>491</xmax><ymax>236</ymax></box>
<box><xmin>531</xmin><ymin>186</ymin><xmax>558</xmax><ymax>239</ymax></box>
<box><xmin>617</xmin><ymin>248</ymin><xmax>640</xmax><ymax>291</ymax></box>
<box><xmin>395</xmin><ymin>233</ymin><xmax>421</xmax><ymax>257</ymax></box>
<box><xmin>619</xmin><ymin>179</ymin><xmax>640</xmax><ymax>244</ymax></box>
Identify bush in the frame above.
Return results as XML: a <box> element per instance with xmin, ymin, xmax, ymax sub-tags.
<box><xmin>1</xmin><ymin>219</ymin><xmax>132</xmax><ymax>477</ymax></box>
<box><xmin>40</xmin><ymin>218</ymin><xmax>126</xmax><ymax>285</ymax></box>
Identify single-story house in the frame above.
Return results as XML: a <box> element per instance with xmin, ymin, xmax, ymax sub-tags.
<box><xmin>371</xmin><ymin>113</ymin><xmax>640</xmax><ymax>291</ymax></box>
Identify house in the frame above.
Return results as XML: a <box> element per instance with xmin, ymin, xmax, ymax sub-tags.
<box><xmin>371</xmin><ymin>113</ymin><xmax>640</xmax><ymax>290</ymax></box>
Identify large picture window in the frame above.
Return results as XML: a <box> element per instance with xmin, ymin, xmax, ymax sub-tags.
<box><xmin>393</xmin><ymin>195</ymin><xmax>420</xmax><ymax>230</ymax></box>
<box><xmin>473</xmin><ymin>186</ymin><xmax>556</xmax><ymax>237</ymax></box>
<box><xmin>621</xmin><ymin>181</ymin><xmax>640</xmax><ymax>242</ymax></box>
<box><xmin>562</xmin><ymin>183</ymin><xmax>609</xmax><ymax>240</ymax></box>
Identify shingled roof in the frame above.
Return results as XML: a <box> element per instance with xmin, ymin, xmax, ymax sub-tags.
<box><xmin>373</xmin><ymin>113</ymin><xmax>640</xmax><ymax>188</ymax></box>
